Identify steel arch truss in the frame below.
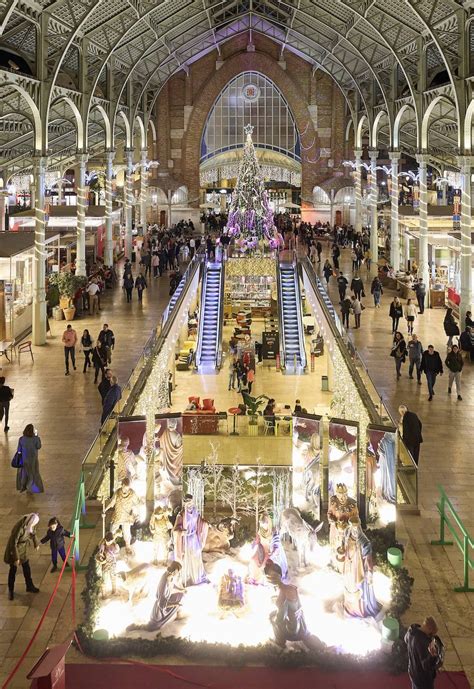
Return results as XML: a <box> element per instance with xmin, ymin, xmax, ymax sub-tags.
<box><xmin>0</xmin><ymin>0</ymin><xmax>472</xmax><ymax>173</ymax></box>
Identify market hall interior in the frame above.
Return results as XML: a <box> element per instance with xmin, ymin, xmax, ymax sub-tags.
<box><xmin>0</xmin><ymin>3</ymin><xmax>474</xmax><ymax>688</ymax></box>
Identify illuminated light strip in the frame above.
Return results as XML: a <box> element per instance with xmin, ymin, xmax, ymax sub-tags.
<box><xmin>354</xmin><ymin>151</ymin><xmax>363</xmax><ymax>233</ymax></box>
<box><xmin>416</xmin><ymin>155</ymin><xmax>429</xmax><ymax>284</ymax></box>
<box><xmin>390</xmin><ymin>154</ymin><xmax>400</xmax><ymax>271</ymax></box>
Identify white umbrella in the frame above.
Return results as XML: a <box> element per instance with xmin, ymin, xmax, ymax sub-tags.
<box><xmin>199</xmin><ymin>202</ymin><xmax>219</xmax><ymax>209</ymax></box>
<box><xmin>281</xmin><ymin>201</ymin><xmax>301</xmax><ymax>209</ymax></box>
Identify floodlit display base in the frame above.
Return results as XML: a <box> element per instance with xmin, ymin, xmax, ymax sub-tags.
<box><xmin>91</xmin><ymin>539</ymin><xmax>394</xmax><ymax>658</ymax></box>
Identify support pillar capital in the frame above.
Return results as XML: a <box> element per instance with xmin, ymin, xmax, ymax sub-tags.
<box><xmin>368</xmin><ymin>149</ymin><xmax>378</xmax><ymax>162</ymax></box>
<box><xmin>388</xmin><ymin>151</ymin><xmax>401</xmax><ymax>161</ymax></box>
<box><xmin>416</xmin><ymin>153</ymin><xmax>430</xmax><ymax>166</ymax></box>
<box><xmin>353</xmin><ymin>149</ymin><xmax>363</xmax><ymax>159</ymax></box>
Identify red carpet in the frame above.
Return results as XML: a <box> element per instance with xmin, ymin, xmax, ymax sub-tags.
<box><xmin>65</xmin><ymin>664</ymin><xmax>471</xmax><ymax>689</ymax></box>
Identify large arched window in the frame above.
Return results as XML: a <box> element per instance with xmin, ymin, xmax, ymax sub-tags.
<box><xmin>201</xmin><ymin>72</ymin><xmax>300</xmax><ymax>163</ymax></box>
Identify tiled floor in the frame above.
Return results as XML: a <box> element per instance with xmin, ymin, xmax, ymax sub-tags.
<box><xmin>171</xmin><ymin>323</ymin><xmax>332</xmax><ymax>417</ymax></box>
<box><xmin>0</xmin><ymin>250</ymin><xmax>473</xmax><ymax>687</ymax></box>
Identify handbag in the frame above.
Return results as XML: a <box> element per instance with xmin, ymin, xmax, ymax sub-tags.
<box><xmin>11</xmin><ymin>446</ymin><xmax>23</xmax><ymax>468</ymax></box>
<box><xmin>361</xmin><ymin>303</ymin><xmax>366</xmax><ymax>311</ymax></box>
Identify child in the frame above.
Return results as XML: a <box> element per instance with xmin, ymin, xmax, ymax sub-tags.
<box><xmin>40</xmin><ymin>517</ymin><xmax>71</xmax><ymax>572</ymax></box>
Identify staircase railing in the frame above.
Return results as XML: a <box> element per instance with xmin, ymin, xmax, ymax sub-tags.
<box><xmin>82</xmin><ymin>257</ymin><xmax>201</xmax><ymax>498</ymax></box>
<box><xmin>300</xmin><ymin>255</ymin><xmax>419</xmax><ymax>513</ymax></box>
<box><xmin>431</xmin><ymin>485</ymin><xmax>473</xmax><ymax>592</ymax></box>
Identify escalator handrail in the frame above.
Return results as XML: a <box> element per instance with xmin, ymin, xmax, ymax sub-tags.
<box><xmin>216</xmin><ymin>260</ymin><xmax>225</xmax><ymax>370</ymax></box>
<box><xmin>161</xmin><ymin>253</ymin><xmax>203</xmax><ymax>327</ymax></box>
<box><xmin>275</xmin><ymin>257</ymin><xmax>286</xmax><ymax>370</ymax></box>
<box><xmin>300</xmin><ymin>256</ymin><xmax>380</xmax><ymax>423</ymax></box>
<box><xmin>293</xmin><ymin>257</ymin><xmax>307</xmax><ymax>370</ymax></box>
<box><xmin>195</xmin><ymin>261</ymin><xmax>209</xmax><ymax>367</ymax></box>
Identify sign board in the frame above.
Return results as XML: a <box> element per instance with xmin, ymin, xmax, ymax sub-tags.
<box><xmin>262</xmin><ymin>330</ymin><xmax>279</xmax><ymax>360</ymax></box>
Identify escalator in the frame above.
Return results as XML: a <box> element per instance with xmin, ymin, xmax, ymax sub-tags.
<box><xmin>277</xmin><ymin>261</ymin><xmax>307</xmax><ymax>373</ymax></box>
<box><xmin>161</xmin><ymin>256</ymin><xmax>201</xmax><ymax>327</ymax></box>
<box><xmin>195</xmin><ymin>261</ymin><xmax>225</xmax><ymax>372</ymax></box>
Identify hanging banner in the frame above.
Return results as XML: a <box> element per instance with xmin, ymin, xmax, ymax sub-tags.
<box><xmin>453</xmin><ymin>191</ymin><xmax>461</xmax><ymax>231</ymax></box>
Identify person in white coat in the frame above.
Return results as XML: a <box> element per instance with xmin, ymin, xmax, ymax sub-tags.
<box><xmin>351</xmin><ymin>296</ymin><xmax>362</xmax><ymax>328</ymax></box>
<box><xmin>404</xmin><ymin>298</ymin><xmax>417</xmax><ymax>335</ymax></box>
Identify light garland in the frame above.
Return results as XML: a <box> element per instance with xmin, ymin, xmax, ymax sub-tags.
<box><xmin>200</xmin><ymin>165</ymin><xmax>301</xmax><ymax>187</ymax></box>
<box><xmin>302</xmin><ymin>271</ymin><xmax>371</xmax><ymax>496</ymax></box>
<box><xmin>135</xmin><ymin>270</ymin><xmax>200</xmax><ymax>417</ymax></box>
<box><xmin>226</xmin><ymin>256</ymin><xmax>276</xmax><ymax>277</ymax></box>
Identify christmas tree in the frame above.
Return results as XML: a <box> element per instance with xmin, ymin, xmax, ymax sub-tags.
<box><xmin>226</xmin><ymin>124</ymin><xmax>275</xmax><ymax>247</ymax></box>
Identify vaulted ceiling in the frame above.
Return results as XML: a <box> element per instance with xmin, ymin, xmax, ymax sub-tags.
<box><xmin>0</xmin><ymin>0</ymin><xmax>472</xmax><ymax>176</ymax></box>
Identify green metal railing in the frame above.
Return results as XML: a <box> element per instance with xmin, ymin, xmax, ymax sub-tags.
<box><xmin>431</xmin><ymin>485</ymin><xmax>473</xmax><ymax>592</ymax></box>
<box><xmin>69</xmin><ymin>472</ymin><xmax>94</xmax><ymax>568</ymax></box>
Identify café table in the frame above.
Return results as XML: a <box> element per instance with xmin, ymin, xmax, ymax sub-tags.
<box><xmin>228</xmin><ymin>407</ymin><xmax>242</xmax><ymax>436</ymax></box>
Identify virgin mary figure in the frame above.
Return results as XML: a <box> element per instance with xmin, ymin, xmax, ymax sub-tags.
<box><xmin>173</xmin><ymin>494</ymin><xmax>209</xmax><ymax>586</ymax></box>
<box><xmin>378</xmin><ymin>432</ymin><xmax>396</xmax><ymax>504</ymax></box>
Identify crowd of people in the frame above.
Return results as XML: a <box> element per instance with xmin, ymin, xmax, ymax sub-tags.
<box><xmin>298</xmin><ymin>220</ymin><xmax>472</xmax><ymax>408</ymax></box>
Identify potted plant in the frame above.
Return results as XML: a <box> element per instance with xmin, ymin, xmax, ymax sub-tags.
<box><xmin>241</xmin><ymin>392</ymin><xmax>269</xmax><ymax>436</ymax></box>
<box><xmin>48</xmin><ymin>272</ymin><xmax>87</xmax><ymax>321</ymax></box>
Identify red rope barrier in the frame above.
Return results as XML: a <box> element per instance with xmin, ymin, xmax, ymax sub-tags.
<box><xmin>1</xmin><ymin>536</ymin><xmax>76</xmax><ymax>689</ymax></box>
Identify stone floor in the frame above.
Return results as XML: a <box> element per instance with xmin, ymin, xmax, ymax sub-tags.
<box><xmin>0</xmin><ymin>251</ymin><xmax>473</xmax><ymax>687</ymax></box>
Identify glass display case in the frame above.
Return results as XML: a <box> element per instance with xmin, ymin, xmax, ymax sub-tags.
<box><xmin>0</xmin><ymin>233</ymin><xmax>59</xmax><ymax>341</ymax></box>
<box><xmin>0</xmin><ymin>247</ymin><xmax>34</xmax><ymax>339</ymax></box>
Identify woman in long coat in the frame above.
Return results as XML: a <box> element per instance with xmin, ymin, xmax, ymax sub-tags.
<box><xmin>16</xmin><ymin>424</ymin><xmax>44</xmax><ymax>494</ymax></box>
<box><xmin>4</xmin><ymin>513</ymin><xmax>40</xmax><ymax>599</ymax></box>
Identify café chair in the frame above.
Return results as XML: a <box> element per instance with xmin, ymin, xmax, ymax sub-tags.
<box><xmin>18</xmin><ymin>340</ymin><xmax>34</xmax><ymax>363</ymax></box>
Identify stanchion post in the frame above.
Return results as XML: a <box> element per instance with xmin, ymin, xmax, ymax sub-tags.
<box><xmin>109</xmin><ymin>459</ymin><xmax>115</xmax><ymax>498</ymax></box>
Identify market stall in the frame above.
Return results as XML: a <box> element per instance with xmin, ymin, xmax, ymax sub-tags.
<box><xmin>0</xmin><ymin>232</ymin><xmax>60</xmax><ymax>340</ymax></box>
